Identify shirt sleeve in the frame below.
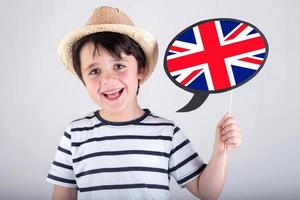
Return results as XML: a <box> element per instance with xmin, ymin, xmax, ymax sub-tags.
<box><xmin>168</xmin><ymin>124</ymin><xmax>207</xmax><ymax>188</ymax></box>
<box><xmin>46</xmin><ymin>125</ymin><xmax>77</xmax><ymax>188</ymax></box>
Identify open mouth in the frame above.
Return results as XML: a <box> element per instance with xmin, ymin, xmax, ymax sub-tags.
<box><xmin>102</xmin><ymin>88</ymin><xmax>124</xmax><ymax>101</ymax></box>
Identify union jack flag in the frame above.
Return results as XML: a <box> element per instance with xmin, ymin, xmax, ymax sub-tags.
<box><xmin>165</xmin><ymin>19</ymin><xmax>268</xmax><ymax>92</ymax></box>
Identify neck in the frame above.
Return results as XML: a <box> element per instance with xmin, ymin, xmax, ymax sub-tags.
<box><xmin>100</xmin><ymin>106</ymin><xmax>145</xmax><ymax>122</ymax></box>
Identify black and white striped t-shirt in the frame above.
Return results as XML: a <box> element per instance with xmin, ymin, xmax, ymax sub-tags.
<box><xmin>46</xmin><ymin>109</ymin><xmax>207</xmax><ymax>199</ymax></box>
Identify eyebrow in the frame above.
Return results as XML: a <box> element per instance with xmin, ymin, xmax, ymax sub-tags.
<box><xmin>105</xmin><ymin>50</ymin><xmax>131</xmax><ymax>62</ymax></box>
<box><xmin>112</xmin><ymin>55</ymin><xmax>130</xmax><ymax>62</ymax></box>
<box><xmin>83</xmin><ymin>63</ymin><xmax>98</xmax><ymax>72</ymax></box>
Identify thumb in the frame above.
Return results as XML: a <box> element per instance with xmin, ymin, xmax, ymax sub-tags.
<box><xmin>214</xmin><ymin>112</ymin><xmax>229</xmax><ymax>153</ymax></box>
<box><xmin>217</xmin><ymin>112</ymin><xmax>229</xmax><ymax>130</ymax></box>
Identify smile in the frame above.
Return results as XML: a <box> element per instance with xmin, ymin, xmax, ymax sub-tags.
<box><xmin>102</xmin><ymin>88</ymin><xmax>124</xmax><ymax>100</ymax></box>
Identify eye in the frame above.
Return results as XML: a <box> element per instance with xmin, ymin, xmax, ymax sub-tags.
<box><xmin>89</xmin><ymin>68</ymin><xmax>101</xmax><ymax>76</ymax></box>
<box><xmin>114</xmin><ymin>64</ymin><xmax>126</xmax><ymax>71</ymax></box>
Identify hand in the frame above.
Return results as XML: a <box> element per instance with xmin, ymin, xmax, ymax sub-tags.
<box><xmin>213</xmin><ymin>112</ymin><xmax>242</xmax><ymax>154</ymax></box>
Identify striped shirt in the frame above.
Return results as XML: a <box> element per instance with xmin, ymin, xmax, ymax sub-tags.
<box><xmin>46</xmin><ymin>109</ymin><xmax>207</xmax><ymax>199</ymax></box>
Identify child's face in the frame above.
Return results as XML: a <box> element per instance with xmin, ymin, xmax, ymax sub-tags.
<box><xmin>79</xmin><ymin>41</ymin><xmax>144</xmax><ymax>115</ymax></box>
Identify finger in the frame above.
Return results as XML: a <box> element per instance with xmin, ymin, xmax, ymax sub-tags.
<box><xmin>221</xmin><ymin>132</ymin><xmax>241</xmax><ymax>143</ymax></box>
<box><xmin>220</xmin><ymin>124</ymin><xmax>241</xmax><ymax>136</ymax></box>
<box><xmin>221</xmin><ymin>133</ymin><xmax>242</xmax><ymax>142</ymax></box>
<box><xmin>226</xmin><ymin>144</ymin><xmax>240</xmax><ymax>151</ymax></box>
<box><xmin>225</xmin><ymin>137</ymin><xmax>242</xmax><ymax>146</ymax></box>
<box><xmin>221</xmin><ymin>117</ymin><xmax>237</xmax><ymax>128</ymax></box>
<box><xmin>217</xmin><ymin>112</ymin><xmax>229</xmax><ymax>128</ymax></box>
<box><xmin>225</xmin><ymin>140</ymin><xmax>242</xmax><ymax>151</ymax></box>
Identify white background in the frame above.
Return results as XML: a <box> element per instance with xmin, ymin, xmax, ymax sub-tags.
<box><xmin>0</xmin><ymin>0</ymin><xmax>299</xmax><ymax>199</ymax></box>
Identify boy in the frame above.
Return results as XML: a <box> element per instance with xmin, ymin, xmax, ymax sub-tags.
<box><xmin>46</xmin><ymin>6</ymin><xmax>242</xmax><ymax>200</ymax></box>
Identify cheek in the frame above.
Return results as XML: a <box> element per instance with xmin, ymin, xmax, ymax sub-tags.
<box><xmin>121</xmin><ymin>71</ymin><xmax>139</xmax><ymax>86</ymax></box>
<box><xmin>85</xmin><ymin>80</ymin><xmax>99</xmax><ymax>98</ymax></box>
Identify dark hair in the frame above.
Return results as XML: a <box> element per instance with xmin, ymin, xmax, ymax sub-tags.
<box><xmin>72</xmin><ymin>32</ymin><xmax>146</xmax><ymax>85</ymax></box>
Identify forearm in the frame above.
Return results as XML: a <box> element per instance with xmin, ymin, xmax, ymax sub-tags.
<box><xmin>52</xmin><ymin>185</ymin><xmax>78</xmax><ymax>200</ymax></box>
<box><xmin>197</xmin><ymin>150</ymin><xmax>227</xmax><ymax>200</ymax></box>
<box><xmin>194</xmin><ymin>113</ymin><xmax>241</xmax><ymax>200</ymax></box>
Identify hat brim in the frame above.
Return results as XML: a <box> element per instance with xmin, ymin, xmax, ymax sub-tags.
<box><xmin>58</xmin><ymin>24</ymin><xmax>158</xmax><ymax>83</ymax></box>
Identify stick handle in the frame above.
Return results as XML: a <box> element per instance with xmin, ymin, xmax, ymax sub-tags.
<box><xmin>222</xmin><ymin>90</ymin><xmax>233</xmax><ymax>177</ymax></box>
<box><xmin>225</xmin><ymin>90</ymin><xmax>233</xmax><ymax>151</ymax></box>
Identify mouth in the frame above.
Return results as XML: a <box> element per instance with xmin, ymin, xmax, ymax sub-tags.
<box><xmin>101</xmin><ymin>88</ymin><xmax>124</xmax><ymax>101</ymax></box>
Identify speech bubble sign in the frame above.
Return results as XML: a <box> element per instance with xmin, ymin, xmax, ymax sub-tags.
<box><xmin>164</xmin><ymin>18</ymin><xmax>269</xmax><ymax>112</ymax></box>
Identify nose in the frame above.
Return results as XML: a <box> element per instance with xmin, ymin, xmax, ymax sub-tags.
<box><xmin>101</xmin><ymin>70</ymin><xmax>116</xmax><ymax>85</ymax></box>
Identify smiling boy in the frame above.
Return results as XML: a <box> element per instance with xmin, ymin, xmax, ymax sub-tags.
<box><xmin>77</xmin><ymin>33</ymin><xmax>145</xmax><ymax>122</ymax></box>
<box><xmin>46</xmin><ymin>6</ymin><xmax>242</xmax><ymax>200</ymax></box>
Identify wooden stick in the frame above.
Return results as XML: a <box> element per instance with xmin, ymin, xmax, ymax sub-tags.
<box><xmin>222</xmin><ymin>90</ymin><xmax>233</xmax><ymax>177</ymax></box>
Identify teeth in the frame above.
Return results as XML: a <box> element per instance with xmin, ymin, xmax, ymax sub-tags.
<box><xmin>103</xmin><ymin>88</ymin><xmax>122</xmax><ymax>95</ymax></box>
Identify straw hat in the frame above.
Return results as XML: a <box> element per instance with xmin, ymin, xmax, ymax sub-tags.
<box><xmin>57</xmin><ymin>6</ymin><xmax>158</xmax><ymax>83</ymax></box>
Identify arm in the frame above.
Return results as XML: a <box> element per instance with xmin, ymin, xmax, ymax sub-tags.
<box><xmin>52</xmin><ymin>185</ymin><xmax>78</xmax><ymax>200</ymax></box>
<box><xmin>186</xmin><ymin>113</ymin><xmax>242</xmax><ymax>200</ymax></box>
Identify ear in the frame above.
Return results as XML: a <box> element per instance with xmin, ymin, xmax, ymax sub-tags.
<box><xmin>137</xmin><ymin>67</ymin><xmax>146</xmax><ymax>80</ymax></box>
